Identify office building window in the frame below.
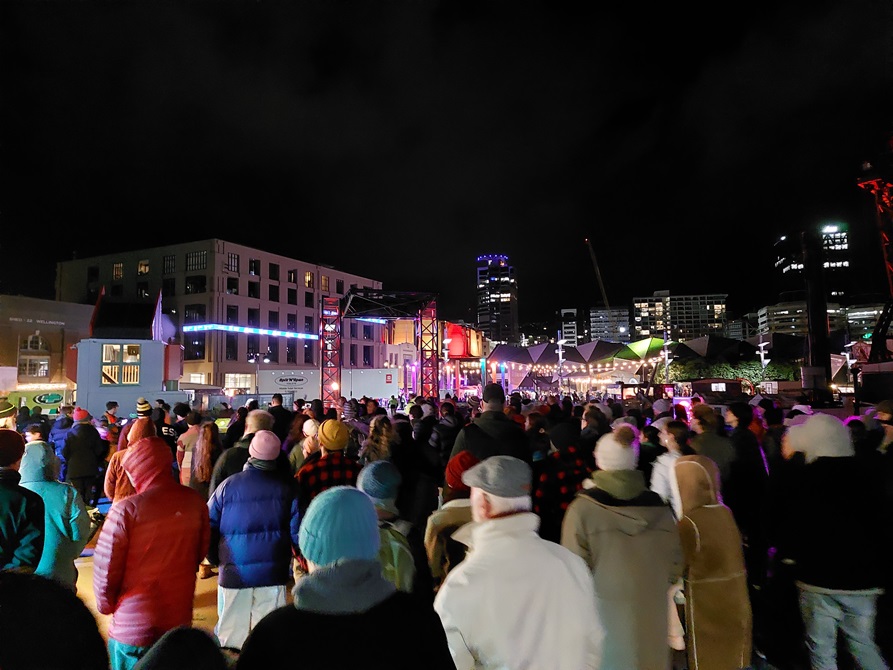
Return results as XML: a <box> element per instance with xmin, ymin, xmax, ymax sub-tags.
<box><xmin>304</xmin><ymin>315</ymin><xmax>314</xmax><ymax>333</ymax></box>
<box><xmin>287</xmin><ymin>269</ymin><xmax>297</xmax><ymax>283</ymax></box>
<box><xmin>304</xmin><ymin>271</ymin><xmax>314</xmax><ymax>288</ymax></box>
<box><xmin>350</xmin><ymin>344</ymin><xmax>357</xmax><ymax>367</ymax></box>
<box><xmin>184</xmin><ymin>304</ymin><xmax>206</xmax><ymax>324</ymax></box>
<box><xmin>185</xmin><ymin>333</ymin><xmax>206</xmax><ymax>361</ymax></box>
<box><xmin>162</xmin><ymin>278</ymin><xmax>175</xmax><ymax>298</ymax></box>
<box><xmin>286</xmin><ymin>340</ymin><xmax>297</xmax><ymax>364</ymax></box>
<box><xmin>185</xmin><ymin>275</ymin><xmax>207</xmax><ymax>294</ymax></box>
<box><xmin>113</xmin><ymin>263</ymin><xmax>124</xmax><ymax>280</ymax></box>
<box><xmin>163</xmin><ymin>255</ymin><xmax>175</xmax><ymax>274</ymax></box>
<box><xmin>304</xmin><ymin>342</ymin><xmax>314</xmax><ymax>365</ymax></box>
<box><xmin>363</xmin><ymin>324</ymin><xmax>372</xmax><ymax>340</ymax></box>
<box><xmin>350</xmin><ymin>322</ymin><xmax>357</xmax><ymax>338</ymax></box>
<box><xmin>288</xmin><ymin>288</ymin><xmax>297</xmax><ymax>305</ymax></box>
<box><xmin>336</xmin><ymin>279</ymin><xmax>344</xmax><ymax>294</ymax></box>
<box><xmin>268</xmin><ymin>311</ymin><xmax>279</xmax><ymax>329</ymax></box>
<box><xmin>186</xmin><ymin>251</ymin><xmax>207</xmax><ymax>271</ymax></box>
<box><xmin>304</xmin><ymin>291</ymin><xmax>314</xmax><ymax>308</ymax></box>
<box><xmin>248</xmin><ymin>258</ymin><xmax>261</xmax><ymax>276</ymax></box>
<box><xmin>267</xmin><ymin>337</ymin><xmax>279</xmax><ymax>363</ymax></box>
<box><xmin>226</xmin><ymin>305</ymin><xmax>239</xmax><ymax>325</ymax></box>
<box><xmin>247</xmin><ymin>308</ymin><xmax>260</xmax><ymax>328</ymax></box>
<box><xmin>226</xmin><ymin>253</ymin><xmax>239</xmax><ymax>273</ymax></box>
<box><xmin>136</xmin><ymin>281</ymin><xmax>150</xmax><ymax>299</ymax></box>
<box><xmin>226</xmin><ymin>277</ymin><xmax>239</xmax><ymax>295</ymax></box>
<box><xmin>363</xmin><ymin>345</ymin><xmax>373</xmax><ymax>367</ymax></box>
<box><xmin>247</xmin><ymin>334</ymin><xmax>259</xmax><ymax>357</ymax></box>
<box><xmin>321</xmin><ymin>275</ymin><xmax>329</xmax><ymax>292</ymax></box>
<box><xmin>248</xmin><ymin>281</ymin><xmax>260</xmax><ymax>299</ymax></box>
<box><xmin>269</xmin><ymin>263</ymin><xmax>280</xmax><ymax>281</ymax></box>
<box><xmin>268</xmin><ymin>284</ymin><xmax>279</xmax><ymax>302</ymax></box>
<box><xmin>287</xmin><ymin>313</ymin><xmax>297</xmax><ymax>331</ymax></box>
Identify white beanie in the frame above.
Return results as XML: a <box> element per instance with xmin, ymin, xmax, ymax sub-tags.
<box><xmin>595</xmin><ymin>427</ymin><xmax>640</xmax><ymax>471</ymax></box>
<box><xmin>421</xmin><ymin>403</ymin><xmax>435</xmax><ymax>418</ymax></box>
<box><xmin>785</xmin><ymin>412</ymin><xmax>853</xmax><ymax>463</ymax></box>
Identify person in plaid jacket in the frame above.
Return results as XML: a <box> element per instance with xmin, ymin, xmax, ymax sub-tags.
<box><xmin>295</xmin><ymin>419</ymin><xmax>361</xmax><ymax>519</ymax></box>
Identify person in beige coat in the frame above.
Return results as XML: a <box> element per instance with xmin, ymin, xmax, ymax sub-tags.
<box><xmin>561</xmin><ymin>423</ymin><xmax>683</xmax><ymax>670</ymax></box>
<box><xmin>673</xmin><ymin>454</ymin><xmax>753</xmax><ymax>670</ymax></box>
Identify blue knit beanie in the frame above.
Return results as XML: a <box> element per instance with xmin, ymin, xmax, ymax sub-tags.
<box><xmin>357</xmin><ymin>460</ymin><xmax>402</xmax><ymax>516</ymax></box>
<box><xmin>299</xmin><ymin>486</ymin><xmax>380</xmax><ymax>567</ymax></box>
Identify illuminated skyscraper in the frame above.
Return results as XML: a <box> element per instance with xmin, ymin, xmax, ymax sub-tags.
<box><xmin>475</xmin><ymin>254</ymin><xmax>519</xmax><ymax>344</ymax></box>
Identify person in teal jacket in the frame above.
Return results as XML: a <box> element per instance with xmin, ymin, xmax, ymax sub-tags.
<box><xmin>0</xmin><ymin>428</ymin><xmax>45</xmax><ymax>572</ymax></box>
<box><xmin>19</xmin><ymin>440</ymin><xmax>91</xmax><ymax>589</ymax></box>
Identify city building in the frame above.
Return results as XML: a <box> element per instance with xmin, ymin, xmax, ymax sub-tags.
<box><xmin>56</xmin><ymin>240</ymin><xmax>386</xmax><ymax>395</ymax></box>
<box><xmin>632</xmin><ymin>290</ymin><xmax>727</xmax><ymax>341</ymax></box>
<box><xmin>475</xmin><ymin>254</ymin><xmax>519</xmax><ymax>344</ymax></box>
<box><xmin>756</xmin><ymin>301</ymin><xmax>847</xmax><ymax>336</ymax></box>
<box><xmin>589</xmin><ymin>306</ymin><xmax>631</xmax><ymax>343</ymax></box>
<box><xmin>559</xmin><ymin>307</ymin><xmax>579</xmax><ymax>346</ymax></box>
<box><xmin>773</xmin><ymin>223</ymin><xmax>855</xmax><ymax>305</ymax></box>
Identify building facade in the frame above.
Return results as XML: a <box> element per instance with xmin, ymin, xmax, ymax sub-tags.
<box><xmin>56</xmin><ymin>240</ymin><xmax>386</xmax><ymax>393</ymax></box>
<box><xmin>475</xmin><ymin>254</ymin><xmax>519</xmax><ymax>345</ymax></box>
<box><xmin>756</xmin><ymin>301</ymin><xmax>847</xmax><ymax>336</ymax></box>
<box><xmin>632</xmin><ymin>290</ymin><xmax>727</xmax><ymax>341</ymax></box>
<box><xmin>589</xmin><ymin>306</ymin><xmax>631</xmax><ymax>343</ymax></box>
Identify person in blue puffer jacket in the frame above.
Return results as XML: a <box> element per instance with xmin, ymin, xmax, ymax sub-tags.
<box><xmin>206</xmin><ymin>430</ymin><xmax>299</xmax><ymax>651</ymax></box>
<box><xmin>19</xmin><ymin>440</ymin><xmax>91</xmax><ymax>589</ymax></box>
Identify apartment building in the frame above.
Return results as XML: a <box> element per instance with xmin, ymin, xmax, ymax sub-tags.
<box><xmin>632</xmin><ymin>290</ymin><xmax>727</xmax><ymax>341</ymax></box>
<box><xmin>56</xmin><ymin>240</ymin><xmax>384</xmax><ymax>393</ymax></box>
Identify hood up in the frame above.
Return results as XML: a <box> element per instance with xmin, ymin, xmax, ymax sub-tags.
<box><xmin>673</xmin><ymin>454</ymin><xmax>722</xmax><ymax>514</ymax></box>
<box><xmin>123</xmin><ymin>436</ymin><xmax>175</xmax><ymax>493</ymax></box>
<box><xmin>19</xmin><ymin>441</ymin><xmax>60</xmax><ymax>483</ymax></box>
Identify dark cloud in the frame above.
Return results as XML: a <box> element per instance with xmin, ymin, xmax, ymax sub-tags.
<box><xmin>1</xmin><ymin>0</ymin><xmax>891</xmax><ymax>322</ymax></box>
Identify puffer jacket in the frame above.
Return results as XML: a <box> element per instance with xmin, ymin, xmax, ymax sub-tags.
<box><xmin>19</xmin><ymin>442</ymin><xmax>91</xmax><ymax>586</ymax></box>
<box><xmin>62</xmin><ymin>421</ymin><xmax>108</xmax><ymax>481</ymax></box>
<box><xmin>92</xmin><ymin>437</ymin><xmax>210</xmax><ymax>648</ymax></box>
<box><xmin>207</xmin><ymin>462</ymin><xmax>298</xmax><ymax>589</ymax></box>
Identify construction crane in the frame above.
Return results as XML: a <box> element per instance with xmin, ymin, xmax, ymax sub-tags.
<box><xmin>584</xmin><ymin>238</ymin><xmax>611</xmax><ymax>311</ymax></box>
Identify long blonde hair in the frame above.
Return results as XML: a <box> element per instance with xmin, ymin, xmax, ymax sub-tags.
<box><xmin>361</xmin><ymin>414</ymin><xmax>393</xmax><ymax>464</ymax></box>
<box><xmin>192</xmin><ymin>421</ymin><xmax>220</xmax><ymax>483</ymax></box>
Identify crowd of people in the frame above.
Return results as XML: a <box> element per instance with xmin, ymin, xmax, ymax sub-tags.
<box><xmin>0</xmin><ymin>387</ymin><xmax>891</xmax><ymax>670</ymax></box>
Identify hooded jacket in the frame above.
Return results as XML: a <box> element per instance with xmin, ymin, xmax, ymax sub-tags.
<box><xmin>19</xmin><ymin>442</ymin><xmax>90</xmax><ymax>586</ymax></box>
<box><xmin>92</xmin><ymin>437</ymin><xmax>210</xmax><ymax>647</ymax></box>
<box><xmin>561</xmin><ymin>467</ymin><xmax>682</xmax><ymax>670</ymax></box>
<box><xmin>674</xmin><ymin>455</ymin><xmax>752</xmax><ymax>670</ymax></box>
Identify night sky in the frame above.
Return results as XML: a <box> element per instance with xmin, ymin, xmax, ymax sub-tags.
<box><xmin>2</xmin><ymin>0</ymin><xmax>892</xmax><ymax>324</ymax></box>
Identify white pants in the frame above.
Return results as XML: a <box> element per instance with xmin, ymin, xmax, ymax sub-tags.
<box><xmin>215</xmin><ymin>584</ymin><xmax>287</xmax><ymax>651</ymax></box>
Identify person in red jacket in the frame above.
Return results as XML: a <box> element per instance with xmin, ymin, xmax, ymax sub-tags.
<box><xmin>92</xmin><ymin>435</ymin><xmax>210</xmax><ymax>670</ymax></box>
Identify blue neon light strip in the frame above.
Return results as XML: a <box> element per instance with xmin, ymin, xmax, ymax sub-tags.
<box><xmin>182</xmin><ymin>324</ymin><xmax>319</xmax><ymax>340</ymax></box>
<box><xmin>356</xmin><ymin>317</ymin><xmax>387</xmax><ymax>324</ymax></box>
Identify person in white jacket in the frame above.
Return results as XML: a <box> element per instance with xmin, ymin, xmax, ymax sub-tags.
<box><xmin>433</xmin><ymin>455</ymin><xmax>599</xmax><ymax>670</ymax></box>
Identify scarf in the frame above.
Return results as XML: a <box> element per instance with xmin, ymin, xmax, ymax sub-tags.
<box><xmin>292</xmin><ymin>559</ymin><xmax>396</xmax><ymax>614</ymax></box>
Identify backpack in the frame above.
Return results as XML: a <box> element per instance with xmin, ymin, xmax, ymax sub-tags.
<box><xmin>378</xmin><ymin>520</ymin><xmax>416</xmax><ymax>593</ymax></box>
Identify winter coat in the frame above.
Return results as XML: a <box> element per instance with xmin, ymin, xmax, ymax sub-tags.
<box><xmin>532</xmin><ymin>445</ymin><xmax>591</xmax><ymax>543</ymax></box>
<box><xmin>267</xmin><ymin>404</ymin><xmax>293</xmax><ymax>444</ymax></box>
<box><xmin>435</xmin><ymin>512</ymin><xmax>599</xmax><ymax>670</ymax></box>
<box><xmin>429</xmin><ymin>413</ymin><xmax>462</xmax><ymax>470</ymax></box>
<box><xmin>48</xmin><ymin>416</ymin><xmax>73</xmax><ymax>452</ymax></box>
<box><xmin>208</xmin><ymin>432</ymin><xmax>291</xmax><ymax>497</ymax></box>
<box><xmin>448</xmin><ymin>410</ymin><xmax>531</xmax><ymax>464</ymax></box>
<box><xmin>0</xmin><ymin>467</ymin><xmax>45</xmax><ymax>571</ymax></box>
<box><xmin>19</xmin><ymin>442</ymin><xmax>90</xmax><ymax>586</ymax></box>
<box><xmin>92</xmin><ymin>437</ymin><xmax>211</xmax><ymax>648</ymax></box>
<box><xmin>674</xmin><ymin>455</ymin><xmax>752</xmax><ymax>670</ymax></box>
<box><xmin>561</xmin><ymin>469</ymin><xmax>683</xmax><ymax>670</ymax></box>
<box><xmin>691</xmin><ymin>430</ymin><xmax>735</xmax><ymax>488</ymax></box>
<box><xmin>61</xmin><ymin>421</ymin><xmax>108</xmax><ymax>481</ymax></box>
<box><xmin>236</xmin><ymin>560</ymin><xmax>455</xmax><ymax>670</ymax></box>
<box><xmin>207</xmin><ymin>463</ymin><xmax>299</xmax><ymax>589</ymax></box>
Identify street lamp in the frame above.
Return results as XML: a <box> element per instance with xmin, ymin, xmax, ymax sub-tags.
<box><xmin>556</xmin><ymin>339</ymin><xmax>567</xmax><ymax>394</ymax></box>
<box><xmin>248</xmin><ymin>351</ymin><xmax>270</xmax><ymax>395</ymax></box>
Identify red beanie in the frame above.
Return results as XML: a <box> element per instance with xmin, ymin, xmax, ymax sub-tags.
<box><xmin>445</xmin><ymin>451</ymin><xmax>481</xmax><ymax>492</ymax></box>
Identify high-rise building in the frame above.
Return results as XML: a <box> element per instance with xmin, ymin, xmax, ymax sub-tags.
<box><xmin>559</xmin><ymin>308</ymin><xmax>579</xmax><ymax>346</ymax></box>
<box><xmin>475</xmin><ymin>254</ymin><xmax>519</xmax><ymax>344</ymax></box>
<box><xmin>773</xmin><ymin>223</ymin><xmax>855</xmax><ymax>304</ymax></box>
<box><xmin>632</xmin><ymin>290</ymin><xmax>727</xmax><ymax>341</ymax></box>
<box><xmin>589</xmin><ymin>306</ymin><xmax>631</xmax><ymax>343</ymax></box>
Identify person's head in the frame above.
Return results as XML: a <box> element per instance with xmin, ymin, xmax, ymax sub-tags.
<box><xmin>444</xmin><ymin>450</ymin><xmax>480</xmax><ymax>500</ymax></box>
<box><xmin>0</xmin><ymin>429</ymin><xmax>27</xmax><ymax>470</ymax></box>
<box><xmin>691</xmin><ymin>403</ymin><xmax>721</xmax><ymax>435</ymax></box>
<box><xmin>783</xmin><ymin>412</ymin><xmax>853</xmax><ymax>463</ymax></box>
<box><xmin>0</xmin><ymin>571</ymin><xmax>109</xmax><ymax>670</ymax></box>
<box><xmin>318</xmin><ymin>418</ymin><xmax>349</xmax><ymax>453</ymax></box>
<box><xmin>271</xmin><ymin>393</ymin><xmax>284</xmax><ymax>406</ymax></box>
<box><xmin>127</xmin><ymin>416</ymin><xmax>157</xmax><ymax>444</ymax></box>
<box><xmin>248</xmin><ymin>429</ymin><xmax>282</xmax><ymax>462</ymax></box>
<box><xmin>659</xmin><ymin>419</ymin><xmax>691</xmax><ymax>453</ymax></box>
<box><xmin>641</xmin><ymin>424</ymin><xmax>660</xmax><ymax>445</ymax></box>
<box><xmin>482</xmin><ymin>383</ymin><xmax>506</xmax><ymax>411</ymax></box>
<box><xmin>369</xmin><ymin>413</ymin><xmax>393</xmax><ymax>437</ymax></box>
<box><xmin>172</xmin><ymin>402</ymin><xmax>190</xmax><ymax>420</ymax></box>
<box><xmin>23</xmin><ymin>423</ymin><xmax>44</xmax><ymax>443</ymax></box>
<box><xmin>29</xmin><ymin>406</ymin><xmax>43</xmax><ymax>418</ymax></box>
<box><xmin>594</xmin><ymin>424</ymin><xmax>640</xmax><ymax>471</ymax></box>
<box><xmin>105</xmin><ymin>401</ymin><xmax>119</xmax><ymax>414</ymax></box>
<box><xmin>155</xmin><ymin>398</ymin><xmax>165</xmax><ymax>407</ymax></box>
<box><xmin>245</xmin><ymin>398</ymin><xmax>260</xmax><ymax>412</ymax></box>
<box><xmin>547</xmin><ymin>420</ymin><xmax>580</xmax><ymax>453</ymax></box>
<box><xmin>72</xmin><ymin>407</ymin><xmax>92</xmax><ymax>424</ymax></box>
<box><xmin>244</xmin><ymin>409</ymin><xmax>274</xmax><ymax>435</ymax></box>
<box><xmin>298</xmin><ymin>486</ymin><xmax>380</xmax><ymax>570</ymax></box>
<box><xmin>408</xmin><ymin>404</ymin><xmax>423</xmax><ymax>420</ymax></box>
<box><xmin>874</xmin><ymin>399</ymin><xmax>893</xmax><ymax>424</ymax></box>
<box><xmin>185</xmin><ymin>411</ymin><xmax>202</xmax><ymax>427</ymax></box>
<box><xmin>131</xmin><ymin>626</ymin><xmax>227</xmax><ymax>670</ymax></box>
<box><xmin>234</xmin><ymin>406</ymin><xmax>249</xmax><ymax>422</ymax></box>
<box><xmin>122</xmin><ymin>436</ymin><xmax>175</xmax><ymax>492</ymax></box>
<box><xmin>357</xmin><ymin>459</ymin><xmax>402</xmax><ymax>518</ymax></box>
<box><xmin>462</xmin><ymin>455</ymin><xmax>533</xmax><ymax>523</ymax></box>
<box><xmin>0</xmin><ymin>400</ymin><xmax>17</xmax><ymax>424</ymax></box>
<box><xmin>135</xmin><ymin>397</ymin><xmax>152</xmax><ymax>418</ymax></box>
<box><xmin>439</xmin><ymin>401</ymin><xmax>455</xmax><ymax>418</ymax></box>
<box><xmin>724</xmin><ymin>402</ymin><xmax>753</xmax><ymax>429</ymax></box>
